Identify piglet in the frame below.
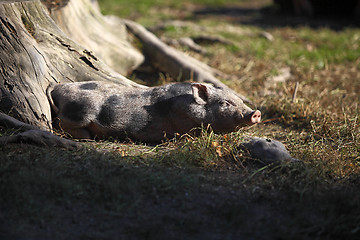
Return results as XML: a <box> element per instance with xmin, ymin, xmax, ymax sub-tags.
<box><xmin>48</xmin><ymin>81</ymin><xmax>261</xmax><ymax>142</ymax></box>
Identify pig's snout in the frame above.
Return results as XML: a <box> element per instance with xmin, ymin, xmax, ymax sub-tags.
<box><xmin>249</xmin><ymin>110</ymin><xmax>261</xmax><ymax>124</ymax></box>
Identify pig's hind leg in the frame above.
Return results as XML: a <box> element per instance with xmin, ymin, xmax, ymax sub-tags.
<box><xmin>56</xmin><ymin>120</ymin><xmax>93</xmax><ymax>139</ymax></box>
<box><xmin>64</xmin><ymin>127</ymin><xmax>93</xmax><ymax>139</ymax></box>
<box><xmin>63</xmin><ymin>122</ymin><xmax>108</xmax><ymax>140</ymax></box>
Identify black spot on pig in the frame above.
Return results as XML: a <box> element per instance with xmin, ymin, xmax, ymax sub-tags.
<box><xmin>63</xmin><ymin>101</ymin><xmax>86</xmax><ymax>122</ymax></box>
<box><xmin>79</xmin><ymin>82</ymin><xmax>98</xmax><ymax>90</ymax></box>
<box><xmin>98</xmin><ymin>95</ymin><xmax>121</xmax><ymax>126</ymax></box>
<box><xmin>150</xmin><ymin>98</ymin><xmax>173</xmax><ymax>116</ymax></box>
<box><xmin>128</xmin><ymin>111</ymin><xmax>149</xmax><ymax>132</ymax></box>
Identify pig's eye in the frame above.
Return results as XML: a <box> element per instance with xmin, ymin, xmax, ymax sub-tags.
<box><xmin>223</xmin><ymin>100</ymin><xmax>235</xmax><ymax>106</ymax></box>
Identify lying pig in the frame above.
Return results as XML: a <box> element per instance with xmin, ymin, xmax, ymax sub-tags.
<box><xmin>47</xmin><ymin>81</ymin><xmax>261</xmax><ymax>142</ymax></box>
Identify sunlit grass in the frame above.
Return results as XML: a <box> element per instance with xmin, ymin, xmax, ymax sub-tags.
<box><xmin>98</xmin><ymin>0</ymin><xmax>242</xmax><ymax>18</ymax></box>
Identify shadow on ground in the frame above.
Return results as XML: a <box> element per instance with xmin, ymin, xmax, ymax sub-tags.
<box><xmin>1</xmin><ymin>144</ymin><xmax>359</xmax><ymax>240</ymax></box>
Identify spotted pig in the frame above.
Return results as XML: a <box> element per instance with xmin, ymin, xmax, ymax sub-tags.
<box><xmin>47</xmin><ymin>81</ymin><xmax>261</xmax><ymax>142</ymax></box>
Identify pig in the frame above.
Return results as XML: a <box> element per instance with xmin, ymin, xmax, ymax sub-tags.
<box><xmin>47</xmin><ymin>81</ymin><xmax>261</xmax><ymax>142</ymax></box>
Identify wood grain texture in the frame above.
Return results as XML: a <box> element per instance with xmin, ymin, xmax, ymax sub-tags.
<box><xmin>0</xmin><ymin>0</ymin><xmax>142</xmax><ymax>130</ymax></box>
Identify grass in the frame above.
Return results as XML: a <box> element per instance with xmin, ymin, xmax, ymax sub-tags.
<box><xmin>1</xmin><ymin>0</ymin><xmax>360</xmax><ymax>239</ymax></box>
<box><xmin>98</xmin><ymin>0</ymin><xmax>247</xmax><ymax>19</ymax></box>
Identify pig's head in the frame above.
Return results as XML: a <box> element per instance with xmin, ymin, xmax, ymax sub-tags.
<box><xmin>191</xmin><ymin>83</ymin><xmax>261</xmax><ymax>133</ymax></box>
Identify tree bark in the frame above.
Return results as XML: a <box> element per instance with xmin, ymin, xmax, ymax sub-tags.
<box><xmin>47</xmin><ymin>0</ymin><xmax>144</xmax><ymax>75</ymax></box>
<box><xmin>0</xmin><ymin>0</ymin><xmax>142</xmax><ymax>130</ymax></box>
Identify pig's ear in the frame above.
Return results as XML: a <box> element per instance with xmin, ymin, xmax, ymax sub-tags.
<box><xmin>192</xmin><ymin>83</ymin><xmax>210</xmax><ymax>105</ymax></box>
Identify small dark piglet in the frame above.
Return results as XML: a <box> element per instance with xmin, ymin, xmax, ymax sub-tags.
<box><xmin>48</xmin><ymin>81</ymin><xmax>261</xmax><ymax>142</ymax></box>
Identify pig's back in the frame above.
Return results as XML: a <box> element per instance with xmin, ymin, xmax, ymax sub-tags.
<box><xmin>51</xmin><ymin>81</ymin><xmax>144</xmax><ymax>126</ymax></box>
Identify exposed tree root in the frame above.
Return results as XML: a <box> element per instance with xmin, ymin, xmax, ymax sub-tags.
<box><xmin>0</xmin><ymin>112</ymin><xmax>79</xmax><ymax>150</ymax></box>
<box><xmin>164</xmin><ymin>37</ymin><xmax>208</xmax><ymax>55</ymax></box>
<box><xmin>124</xmin><ymin>20</ymin><xmax>250</xmax><ymax>102</ymax></box>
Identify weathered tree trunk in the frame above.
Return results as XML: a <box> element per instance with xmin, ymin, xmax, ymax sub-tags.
<box><xmin>47</xmin><ymin>0</ymin><xmax>144</xmax><ymax>75</ymax></box>
<box><xmin>0</xmin><ymin>0</ymin><xmax>142</xmax><ymax>130</ymax></box>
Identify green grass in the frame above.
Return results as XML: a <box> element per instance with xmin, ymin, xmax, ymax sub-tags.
<box><xmin>98</xmin><ymin>0</ymin><xmax>245</xmax><ymax>18</ymax></box>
